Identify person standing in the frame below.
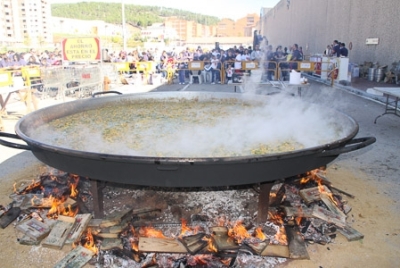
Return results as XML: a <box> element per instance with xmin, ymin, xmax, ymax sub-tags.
<box><xmin>331</xmin><ymin>40</ymin><xmax>341</xmax><ymax>57</ymax></box>
<box><xmin>340</xmin><ymin>43</ymin><xmax>349</xmax><ymax>57</ymax></box>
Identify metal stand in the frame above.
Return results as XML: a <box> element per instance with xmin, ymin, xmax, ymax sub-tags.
<box><xmin>89</xmin><ymin>179</ymin><xmax>105</xmax><ymax>218</ymax></box>
<box><xmin>257</xmin><ymin>182</ymin><xmax>274</xmax><ymax>224</ymax></box>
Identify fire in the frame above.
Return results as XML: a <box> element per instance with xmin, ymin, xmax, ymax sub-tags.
<box><xmin>139</xmin><ymin>226</ymin><xmax>166</xmax><ymax>238</ymax></box>
<box><xmin>268</xmin><ymin>211</ymin><xmax>284</xmax><ymax>226</ymax></box>
<box><xmin>68</xmin><ymin>175</ymin><xmax>80</xmax><ymax>198</ymax></box>
<box><xmin>180</xmin><ymin>218</ymin><xmax>193</xmax><ymax>236</ymax></box>
<box><xmin>14</xmin><ymin>179</ymin><xmax>43</xmax><ymax>194</ymax></box>
<box><xmin>274</xmin><ymin>226</ymin><xmax>288</xmax><ymax>245</ymax></box>
<box><xmin>203</xmin><ymin>235</ymin><xmax>218</xmax><ymax>252</ymax></box>
<box><xmin>254</xmin><ymin>226</ymin><xmax>266</xmax><ymax>241</ymax></box>
<box><xmin>46</xmin><ymin>195</ymin><xmax>78</xmax><ymax>219</ymax></box>
<box><xmin>227</xmin><ymin>220</ymin><xmax>251</xmax><ymax>244</ymax></box>
<box><xmin>78</xmin><ymin>228</ymin><xmax>99</xmax><ymax>255</ymax></box>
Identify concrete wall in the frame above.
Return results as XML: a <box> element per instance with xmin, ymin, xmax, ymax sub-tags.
<box><xmin>260</xmin><ymin>0</ymin><xmax>400</xmax><ymax>67</ymax></box>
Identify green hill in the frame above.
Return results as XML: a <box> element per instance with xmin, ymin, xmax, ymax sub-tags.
<box><xmin>51</xmin><ymin>2</ymin><xmax>220</xmax><ymax>27</ymax></box>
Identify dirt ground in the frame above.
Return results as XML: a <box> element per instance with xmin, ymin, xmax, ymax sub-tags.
<box><xmin>0</xmin><ymin>159</ymin><xmax>399</xmax><ymax>268</ymax></box>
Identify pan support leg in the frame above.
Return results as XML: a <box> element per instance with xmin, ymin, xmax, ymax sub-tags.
<box><xmin>89</xmin><ymin>179</ymin><xmax>105</xmax><ymax>218</ymax></box>
<box><xmin>257</xmin><ymin>182</ymin><xmax>274</xmax><ymax>224</ymax></box>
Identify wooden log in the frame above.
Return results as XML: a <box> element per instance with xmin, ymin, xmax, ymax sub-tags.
<box><xmin>299</xmin><ymin>186</ymin><xmax>330</xmax><ymax>204</ymax></box>
<box><xmin>283</xmin><ymin>206</ymin><xmax>313</xmax><ymax>218</ymax></box>
<box><xmin>261</xmin><ymin>244</ymin><xmax>290</xmax><ymax>258</ymax></box>
<box><xmin>285</xmin><ymin>225</ymin><xmax>310</xmax><ymax>259</ymax></box>
<box><xmin>53</xmin><ymin>245</ymin><xmax>94</xmax><ymax>268</ymax></box>
<box><xmin>338</xmin><ymin>225</ymin><xmax>364</xmax><ymax>241</ymax></box>
<box><xmin>100</xmin><ymin>238</ymin><xmax>123</xmax><ymax>250</ymax></box>
<box><xmin>0</xmin><ymin>207</ymin><xmax>21</xmax><ymax>229</ymax></box>
<box><xmin>65</xmin><ymin>213</ymin><xmax>92</xmax><ymax>244</ymax></box>
<box><xmin>320</xmin><ymin>192</ymin><xmax>346</xmax><ymax>222</ymax></box>
<box><xmin>42</xmin><ymin>215</ymin><xmax>75</xmax><ymax>250</ymax></box>
<box><xmin>245</xmin><ymin>240</ymin><xmax>269</xmax><ymax>255</ymax></box>
<box><xmin>178</xmin><ymin>233</ymin><xmax>207</xmax><ymax>254</ymax></box>
<box><xmin>15</xmin><ymin>218</ymin><xmax>50</xmax><ymax>241</ymax></box>
<box><xmin>311</xmin><ymin>205</ymin><xmax>346</xmax><ymax>228</ymax></box>
<box><xmin>99</xmin><ymin>208</ymin><xmax>133</xmax><ymax>228</ymax></box>
<box><xmin>138</xmin><ymin>237</ymin><xmax>187</xmax><ymax>253</ymax></box>
<box><xmin>210</xmin><ymin>226</ymin><xmax>240</xmax><ymax>251</ymax></box>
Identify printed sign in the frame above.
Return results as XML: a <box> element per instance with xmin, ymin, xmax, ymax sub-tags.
<box><xmin>62</xmin><ymin>37</ymin><xmax>101</xmax><ymax>61</ymax></box>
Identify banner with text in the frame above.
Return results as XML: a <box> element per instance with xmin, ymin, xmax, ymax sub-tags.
<box><xmin>62</xmin><ymin>37</ymin><xmax>101</xmax><ymax>61</ymax></box>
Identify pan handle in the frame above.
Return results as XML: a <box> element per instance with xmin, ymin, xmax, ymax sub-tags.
<box><xmin>0</xmin><ymin>132</ymin><xmax>31</xmax><ymax>150</ymax></box>
<box><xmin>92</xmin><ymin>91</ymin><xmax>122</xmax><ymax>97</ymax></box>
<box><xmin>320</xmin><ymin>137</ymin><xmax>376</xmax><ymax>157</ymax></box>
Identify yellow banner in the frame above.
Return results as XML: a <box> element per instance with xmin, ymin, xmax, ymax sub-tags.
<box><xmin>62</xmin><ymin>37</ymin><xmax>101</xmax><ymax>61</ymax></box>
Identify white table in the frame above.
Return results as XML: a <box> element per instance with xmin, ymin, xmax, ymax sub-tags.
<box><xmin>373</xmin><ymin>87</ymin><xmax>400</xmax><ymax>123</ymax></box>
<box><xmin>258</xmin><ymin>81</ymin><xmax>310</xmax><ymax>97</ymax></box>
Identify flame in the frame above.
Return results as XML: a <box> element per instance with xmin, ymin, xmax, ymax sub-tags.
<box><xmin>295</xmin><ymin>216</ymin><xmax>302</xmax><ymax>226</ymax></box>
<box><xmin>69</xmin><ymin>175</ymin><xmax>80</xmax><ymax>198</ymax></box>
<box><xmin>82</xmin><ymin>228</ymin><xmax>99</xmax><ymax>254</ymax></box>
<box><xmin>15</xmin><ymin>179</ymin><xmax>43</xmax><ymax>194</ymax></box>
<box><xmin>203</xmin><ymin>235</ymin><xmax>218</xmax><ymax>252</ymax></box>
<box><xmin>228</xmin><ymin>221</ymin><xmax>251</xmax><ymax>244</ymax></box>
<box><xmin>129</xmin><ymin>225</ymin><xmax>139</xmax><ymax>251</ymax></box>
<box><xmin>254</xmin><ymin>226</ymin><xmax>266</xmax><ymax>241</ymax></box>
<box><xmin>268</xmin><ymin>211</ymin><xmax>284</xmax><ymax>225</ymax></box>
<box><xmin>46</xmin><ymin>195</ymin><xmax>78</xmax><ymax>218</ymax></box>
<box><xmin>180</xmin><ymin>218</ymin><xmax>193</xmax><ymax>236</ymax></box>
<box><xmin>139</xmin><ymin>226</ymin><xmax>166</xmax><ymax>238</ymax></box>
<box><xmin>274</xmin><ymin>226</ymin><xmax>288</xmax><ymax>245</ymax></box>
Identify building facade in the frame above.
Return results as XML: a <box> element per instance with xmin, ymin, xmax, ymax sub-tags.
<box><xmin>0</xmin><ymin>0</ymin><xmax>53</xmax><ymax>47</ymax></box>
<box><xmin>217</xmin><ymin>14</ymin><xmax>260</xmax><ymax>38</ymax></box>
<box><xmin>260</xmin><ymin>0</ymin><xmax>400</xmax><ymax>67</ymax></box>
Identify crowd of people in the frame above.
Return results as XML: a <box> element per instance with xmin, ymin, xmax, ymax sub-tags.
<box><xmin>105</xmin><ymin>44</ymin><xmax>264</xmax><ymax>84</ymax></box>
<box><xmin>0</xmin><ymin>49</ymin><xmax>63</xmax><ymax>69</ymax></box>
<box><xmin>324</xmin><ymin>40</ymin><xmax>349</xmax><ymax>57</ymax></box>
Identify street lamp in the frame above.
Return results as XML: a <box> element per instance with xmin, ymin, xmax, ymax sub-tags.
<box><xmin>122</xmin><ymin>0</ymin><xmax>127</xmax><ymax>51</ymax></box>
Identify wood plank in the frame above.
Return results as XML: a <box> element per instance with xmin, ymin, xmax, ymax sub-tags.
<box><xmin>320</xmin><ymin>192</ymin><xmax>346</xmax><ymax>222</ymax></box>
<box><xmin>138</xmin><ymin>237</ymin><xmax>187</xmax><ymax>253</ymax></box>
<box><xmin>99</xmin><ymin>208</ymin><xmax>133</xmax><ymax>228</ymax></box>
<box><xmin>311</xmin><ymin>205</ymin><xmax>346</xmax><ymax>228</ymax></box>
<box><xmin>285</xmin><ymin>225</ymin><xmax>310</xmax><ymax>259</ymax></box>
<box><xmin>261</xmin><ymin>244</ymin><xmax>290</xmax><ymax>258</ymax></box>
<box><xmin>53</xmin><ymin>245</ymin><xmax>94</xmax><ymax>268</ymax></box>
<box><xmin>0</xmin><ymin>207</ymin><xmax>21</xmax><ymax>229</ymax></box>
<box><xmin>42</xmin><ymin>215</ymin><xmax>75</xmax><ymax>250</ymax></box>
<box><xmin>100</xmin><ymin>238</ymin><xmax>123</xmax><ymax>250</ymax></box>
<box><xmin>15</xmin><ymin>218</ymin><xmax>50</xmax><ymax>241</ymax></box>
<box><xmin>338</xmin><ymin>225</ymin><xmax>364</xmax><ymax>241</ymax></box>
<box><xmin>283</xmin><ymin>206</ymin><xmax>313</xmax><ymax>218</ymax></box>
<box><xmin>178</xmin><ymin>233</ymin><xmax>207</xmax><ymax>254</ymax></box>
<box><xmin>299</xmin><ymin>186</ymin><xmax>330</xmax><ymax>204</ymax></box>
<box><xmin>210</xmin><ymin>226</ymin><xmax>240</xmax><ymax>251</ymax></box>
<box><xmin>65</xmin><ymin>213</ymin><xmax>92</xmax><ymax>244</ymax></box>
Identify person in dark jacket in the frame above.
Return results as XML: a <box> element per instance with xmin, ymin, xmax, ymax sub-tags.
<box><xmin>340</xmin><ymin>43</ymin><xmax>349</xmax><ymax>57</ymax></box>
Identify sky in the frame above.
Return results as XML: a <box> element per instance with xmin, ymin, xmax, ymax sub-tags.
<box><xmin>49</xmin><ymin>0</ymin><xmax>281</xmax><ymax>20</ymax></box>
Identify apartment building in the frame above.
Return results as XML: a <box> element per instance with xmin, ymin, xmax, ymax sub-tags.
<box><xmin>0</xmin><ymin>0</ymin><xmax>53</xmax><ymax>48</ymax></box>
<box><xmin>216</xmin><ymin>13</ymin><xmax>259</xmax><ymax>37</ymax></box>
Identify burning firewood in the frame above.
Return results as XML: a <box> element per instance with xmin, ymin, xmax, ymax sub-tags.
<box><xmin>53</xmin><ymin>245</ymin><xmax>94</xmax><ymax>268</ymax></box>
<box><xmin>138</xmin><ymin>236</ymin><xmax>187</xmax><ymax>253</ymax></box>
<box><xmin>65</xmin><ymin>213</ymin><xmax>92</xmax><ymax>244</ymax></box>
<box><xmin>211</xmin><ymin>226</ymin><xmax>241</xmax><ymax>251</ymax></box>
<box><xmin>178</xmin><ymin>233</ymin><xmax>208</xmax><ymax>254</ymax></box>
<box><xmin>99</xmin><ymin>208</ymin><xmax>133</xmax><ymax>228</ymax></box>
<box><xmin>42</xmin><ymin>215</ymin><xmax>76</xmax><ymax>249</ymax></box>
<box><xmin>285</xmin><ymin>225</ymin><xmax>310</xmax><ymax>259</ymax></box>
<box><xmin>15</xmin><ymin>218</ymin><xmax>51</xmax><ymax>241</ymax></box>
